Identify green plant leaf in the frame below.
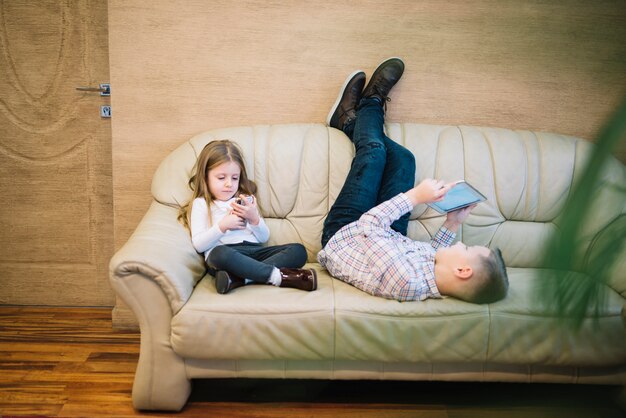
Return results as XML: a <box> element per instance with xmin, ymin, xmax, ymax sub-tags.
<box><xmin>538</xmin><ymin>96</ymin><xmax>626</xmax><ymax>330</ymax></box>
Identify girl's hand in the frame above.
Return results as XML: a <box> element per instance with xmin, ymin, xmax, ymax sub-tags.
<box><xmin>230</xmin><ymin>195</ymin><xmax>261</xmax><ymax>226</ymax></box>
<box><xmin>218</xmin><ymin>213</ymin><xmax>247</xmax><ymax>232</ymax></box>
<box><xmin>406</xmin><ymin>179</ymin><xmax>456</xmax><ymax>206</ymax></box>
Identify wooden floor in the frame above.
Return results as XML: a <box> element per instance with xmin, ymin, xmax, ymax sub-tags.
<box><xmin>0</xmin><ymin>307</ymin><xmax>624</xmax><ymax>417</ymax></box>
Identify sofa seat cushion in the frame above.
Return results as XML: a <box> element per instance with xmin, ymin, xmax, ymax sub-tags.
<box><xmin>170</xmin><ymin>263</ymin><xmax>335</xmax><ymax>360</ymax></box>
<box><xmin>172</xmin><ymin>264</ymin><xmax>626</xmax><ymax>365</ymax></box>
<box><xmin>334</xmin><ymin>267</ymin><xmax>625</xmax><ymax>366</ymax></box>
<box><xmin>333</xmin><ymin>277</ymin><xmax>490</xmax><ymax>362</ymax></box>
<box><xmin>488</xmin><ymin>268</ymin><xmax>626</xmax><ymax>366</ymax></box>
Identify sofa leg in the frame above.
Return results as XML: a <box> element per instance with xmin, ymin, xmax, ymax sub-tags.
<box><xmin>111</xmin><ymin>270</ymin><xmax>192</xmax><ymax>411</ymax></box>
<box><xmin>132</xmin><ymin>347</ymin><xmax>191</xmax><ymax>411</ymax></box>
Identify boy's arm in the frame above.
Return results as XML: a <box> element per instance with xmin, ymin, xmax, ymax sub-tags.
<box><xmin>429</xmin><ymin>204</ymin><xmax>476</xmax><ymax>249</ymax></box>
<box><xmin>358</xmin><ymin>194</ymin><xmax>415</xmax><ymax>299</ymax></box>
<box><xmin>441</xmin><ymin>204</ymin><xmax>474</xmax><ymax>233</ymax></box>
<box><xmin>359</xmin><ymin>178</ymin><xmax>457</xmax><ymax>232</ymax></box>
<box><xmin>407</xmin><ymin>180</ymin><xmax>473</xmax><ymax>250</ymax></box>
<box><xmin>430</xmin><ymin>226</ymin><xmax>456</xmax><ymax>250</ymax></box>
<box><xmin>358</xmin><ymin>193</ymin><xmax>413</xmax><ymax>233</ymax></box>
<box><xmin>405</xmin><ymin>179</ymin><xmax>455</xmax><ymax>207</ymax></box>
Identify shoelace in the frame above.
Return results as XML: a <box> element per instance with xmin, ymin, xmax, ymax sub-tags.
<box><xmin>382</xmin><ymin>96</ymin><xmax>391</xmax><ymax>113</ymax></box>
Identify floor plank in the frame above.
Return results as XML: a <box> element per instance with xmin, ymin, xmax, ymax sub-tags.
<box><xmin>0</xmin><ymin>306</ymin><xmax>624</xmax><ymax>417</ymax></box>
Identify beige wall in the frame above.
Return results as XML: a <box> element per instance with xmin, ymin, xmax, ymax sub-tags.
<box><xmin>109</xmin><ymin>0</ymin><xmax>626</xmax><ymax>249</ymax></box>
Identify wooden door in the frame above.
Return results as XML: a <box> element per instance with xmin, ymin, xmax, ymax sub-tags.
<box><xmin>0</xmin><ymin>1</ymin><xmax>113</xmax><ymax>306</ymax></box>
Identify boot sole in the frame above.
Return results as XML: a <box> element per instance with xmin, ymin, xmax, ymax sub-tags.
<box><xmin>215</xmin><ymin>270</ymin><xmax>231</xmax><ymax>294</ymax></box>
<box><xmin>362</xmin><ymin>57</ymin><xmax>405</xmax><ymax>97</ymax></box>
<box><xmin>326</xmin><ymin>69</ymin><xmax>365</xmax><ymax>127</ymax></box>
<box><xmin>309</xmin><ymin>268</ymin><xmax>318</xmax><ymax>291</ymax></box>
<box><xmin>370</xmin><ymin>56</ymin><xmax>405</xmax><ymax>78</ymax></box>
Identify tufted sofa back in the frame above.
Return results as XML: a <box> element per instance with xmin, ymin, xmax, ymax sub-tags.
<box><xmin>151</xmin><ymin>123</ymin><xmax>625</xmax><ymax>269</ymax></box>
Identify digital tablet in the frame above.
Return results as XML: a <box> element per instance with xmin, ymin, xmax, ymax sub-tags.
<box><xmin>426</xmin><ymin>180</ymin><xmax>487</xmax><ymax>214</ymax></box>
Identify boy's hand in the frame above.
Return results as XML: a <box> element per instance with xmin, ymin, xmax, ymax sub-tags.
<box><xmin>443</xmin><ymin>204</ymin><xmax>477</xmax><ymax>232</ymax></box>
<box><xmin>406</xmin><ymin>179</ymin><xmax>456</xmax><ymax>206</ymax></box>
<box><xmin>230</xmin><ymin>195</ymin><xmax>261</xmax><ymax>226</ymax></box>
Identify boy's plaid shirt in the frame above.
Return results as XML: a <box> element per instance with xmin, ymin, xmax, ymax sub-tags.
<box><xmin>318</xmin><ymin>193</ymin><xmax>455</xmax><ymax>301</ymax></box>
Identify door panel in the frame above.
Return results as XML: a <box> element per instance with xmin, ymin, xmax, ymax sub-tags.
<box><xmin>0</xmin><ymin>0</ymin><xmax>113</xmax><ymax>305</ymax></box>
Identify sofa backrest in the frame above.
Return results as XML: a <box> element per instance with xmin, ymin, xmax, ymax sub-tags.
<box><xmin>151</xmin><ymin>123</ymin><xmax>626</xmax><ymax>268</ymax></box>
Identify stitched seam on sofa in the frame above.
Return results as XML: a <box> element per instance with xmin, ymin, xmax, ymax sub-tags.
<box><xmin>460</xmin><ymin>125</ymin><xmax>466</xmax><ymax>184</ymax></box>
<box><xmin>564</xmin><ymin>135</ymin><xmax>579</xmax><ymax>213</ymax></box>
<box><xmin>326</xmin><ymin>126</ymin><xmax>331</xmax><ymax>214</ymax></box>
<box><xmin>459</xmin><ymin>125</ymin><xmax>468</xmax><ymax>242</ymax></box>
<box><xmin>291</xmin><ymin>125</ymin><xmax>306</xmax><ymax>215</ymax></box>
<box><xmin>489</xmin><ymin>311</ymin><xmax>623</xmax><ymax>318</ymax></box>
<box><xmin>331</xmin><ymin>271</ymin><xmax>337</xmax><ymax>363</ymax></box>
<box><xmin>179</xmin><ymin>311</ymin><xmax>331</xmax><ymax>317</ymax></box>
<box><xmin>536</xmin><ymin>131</ymin><xmax>547</xmax><ymax>220</ymax></box>
<box><xmin>283</xmin><ymin>216</ymin><xmax>305</xmax><ymax>247</ymax></box>
<box><xmin>265</xmin><ymin>126</ymin><xmax>273</xmax><ymax>217</ymax></box>
<box><xmin>252</xmin><ymin>128</ymin><xmax>258</xmax><ymax>195</ymax></box>
<box><xmin>485</xmin><ymin>301</ymin><xmax>493</xmax><ymax>363</ymax></box>
<box><xmin>484</xmin><ymin>127</ymin><xmax>507</xmax><ymax>222</ymax></box>
<box><xmin>521</xmin><ymin>131</ymin><xmax>532</xmax><ymax>219</ymax></box>
<box><xmin>433</xmin><ymin>127</ymin><xmax>443</xmax><ymax>183</ymax></box>
<box><xmin>334</xmin><ymin>311</ymin><xmax>488</xmax><ymax>319</ymax></box>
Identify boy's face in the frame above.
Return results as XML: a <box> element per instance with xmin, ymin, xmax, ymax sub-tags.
<box><xmin>436</xmin><ymin>242</ymin><xmax>491</xmax><ymax>273</ymax></box>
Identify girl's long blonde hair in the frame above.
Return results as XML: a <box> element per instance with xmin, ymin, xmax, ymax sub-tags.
<box><xmin>178</xmin><ymin>140</ymin><xmax>257</xmax><ymax>229</ymax></box>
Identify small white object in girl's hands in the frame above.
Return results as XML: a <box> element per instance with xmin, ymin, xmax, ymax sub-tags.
<box><xmin>236</xmin><ymin>195</ymin><xmax>254</xmax><ymax>206</ymax></box>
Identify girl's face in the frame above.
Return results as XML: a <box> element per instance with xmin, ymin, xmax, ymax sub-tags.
<box><xmin>207</xmin><ymin>160</ymin><xmax>241</xmax><ymax>201</ymax></box>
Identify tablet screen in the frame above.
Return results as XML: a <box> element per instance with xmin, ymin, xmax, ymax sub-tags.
<box><xmin>427</xmin><ymin>181</ymin><xmax>487</xmax><ymax>214</ymax></box>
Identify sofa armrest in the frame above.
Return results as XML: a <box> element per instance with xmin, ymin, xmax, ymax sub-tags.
<box><xmin>110</xmin><ymin>201</ymin><xmax>206</xmax><ymax>315</ymax></box>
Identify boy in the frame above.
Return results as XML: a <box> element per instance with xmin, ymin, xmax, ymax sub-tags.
<box><xmin>318</xmin><ymin>57</ymin><xmax>508</xmax><ymax>304</ymax></box>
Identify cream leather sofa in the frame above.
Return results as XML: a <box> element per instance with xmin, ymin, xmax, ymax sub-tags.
<box><xmin>110</xmin><ymin>123</ymin><xmax>626</xmax><ymax>411</ymax></box>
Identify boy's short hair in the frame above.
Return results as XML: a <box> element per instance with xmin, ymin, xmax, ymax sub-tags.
<box><xmin>467</xmin><ymin>248</ymin><xmax>509</xmax><ymax>304</ymax></box>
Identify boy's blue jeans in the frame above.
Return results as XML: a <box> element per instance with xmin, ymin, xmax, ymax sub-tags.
<box><xmin>321</xmin><ymin>98</ymin><xmax>416</xmax><ymax>247</ymax></box>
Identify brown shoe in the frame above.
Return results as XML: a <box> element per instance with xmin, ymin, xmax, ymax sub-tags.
<box><xmin>327</xmin><ymin>70</ymin><xmax>366</xmax><ymax>132</ymax></box>
<box><xmin>361</xmin><ymin>57</ymin><xmax>404</xmax><ymax>105</ymax></box>
<box><xmin>215</xmin><ymin>270</ymin><xmax>246</xmax><ymax>294</ymax></box>
<box><xmin>279</xmin><ymin>268</ymin><xmax>317</xmax><ymax>291</ymax></box>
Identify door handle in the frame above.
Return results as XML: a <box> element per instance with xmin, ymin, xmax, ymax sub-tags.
<box><xmin>76</xmin><ymin>83</ymin><xmax>110</xmax><ymax>96</ymax></box>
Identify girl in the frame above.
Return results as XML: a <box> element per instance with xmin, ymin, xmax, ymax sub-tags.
<box><xmin>179</xmin><ymin>140</ymin><xmax>317</xmax><ymax>294</ymax></box>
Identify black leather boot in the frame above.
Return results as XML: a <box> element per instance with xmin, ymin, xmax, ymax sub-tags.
<box><xmin>215</xmin><ymin>270</ymin><xmax>246</xmax><ymax>294</ymax></box>
<box><xmin>278</xmin><ymin>268</ymin><xmax>317</xmax><ymax>291</ymax></box>
<box><xmin>361</xmin><ymin>57</ymin><xmax>404</xmax><ymax>105</ymax></box>
<box><xmin>327</xmin><ymin>70</ymin><xmax>366</xmax><ymax>132</ymax></box>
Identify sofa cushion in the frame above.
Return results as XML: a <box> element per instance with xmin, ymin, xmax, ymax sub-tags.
<box><xmin>333</xmin><ymin>277</ymin><xmax>490</xmax><ymax>362</ymax></box>
<box><xmin>171</xmin><ymin>263</ymin><xmax>626</xmax><ymax>366</ymax></box>
<box><xmin>170</xmin><ymin>263</ymin><xmax>335</xmax><ymax>360</ymax></box>
<box><xmin>488</xmin><ymin>268</ymin><xmax>626</xmax><ymax>366</ymax></box>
